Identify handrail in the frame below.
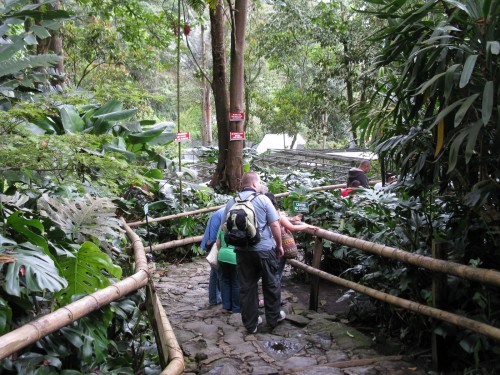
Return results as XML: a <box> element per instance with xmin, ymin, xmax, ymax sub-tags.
<box><xmin>287</xmin><ymin>259</ymin><xmax>500</xmax><ymax>341</ymax></box>
<box><xmin>122</xmin><ymin>221</ymin><xmax>185</xmax><ymax>374</ymax></box>
<box><xmin>127</xmin><ymin>183</ymin><xmax>351</xmax><ymax>227</ymax></box>
<box><xmin>304</xmin><ymin>227</ymin><xmax>500</xmax><ymax>288</ymax></box>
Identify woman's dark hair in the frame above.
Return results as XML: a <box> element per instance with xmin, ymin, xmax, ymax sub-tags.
<box><xmin>265</xmin><ymin>192</ymin><xmax>278</xmax><ymax>208</ymax></box>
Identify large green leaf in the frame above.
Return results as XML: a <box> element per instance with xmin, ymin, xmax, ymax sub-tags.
<box><xmin>147</xmin><ymin>132</ymin><xmax>176</xmax><ymax>146</ymax></box>
<box><xmin>465</xmin><ymin>120</ymin><xmax>483</xmax><ymax>163</ymax></box>
<box><xmin>482</xmin><ymin>81</ymin><xmax>493</xmax><ymax>125</ymax></box>
<box><xmin>2</xmin><ymin>242</ymin><xmax>67</xmax><ymax>296</ymax></box>
<box><xmin>30</xmin><ymin>24</ymin><xmax>51</xmax><ymax>39</ymax></box>
<box><xmin>454</xmin><ymin>93</ymin><xmax>479</xmax><ymax>127</ymax></box>
<box><xmin>126</xmin><ymin>124</ymin><xmax>168</xmax><ymax>144</ymax></box>
<box><xmin>91</xmin><ymin>109</ymin><xmax>137</xmax><ymax>123</ymax></box>
<box><xmin>38</xmin><ymin>194</ymin><xmax>123</xmax><ymax>242</ymax></box>
<box><xmin>79</xmin><ymin>312</ymin><xmax>111</xmax><ymax>363</ymax></box>
<box><xmin>447</xmin><ymin>130</ymin><xmax>469</xmax><ymax>173</ymax></box>
<box><xmin>0</xmin><ymin>36</ymin><xmax>25</xmax><ymax>63</ymax></box>
<box><xmin>0</xmin><ymin>296</ymin><xmax>12</xmax><ymax>335</ymax></box>
<box><xmin>58</xmin><ymin>105</ymin><xmax>85</xmax><ymax>133</ymax></box>
<box><xmin>459</xmin><ymin>54</ymin><xmax>478</xmax><ymax>88</ymax></box>
<box><xmin>55</xmin><ymin>241</ymin><xmax>122</xmax><ymax>306</ymax></box>
<box><xmin>91</xmin><ymin>99</ymin><xmax>123</xmax><ymax>117</ymax></box>
<box><xmin>7</xmin><ymin>211</ymin><xmax>49</xmax><ymax>255</ymax></box>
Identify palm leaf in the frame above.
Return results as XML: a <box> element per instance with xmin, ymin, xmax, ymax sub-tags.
<box><xmin>0</xmin><ymin>54</ymin><xmax>61</xmax><ymax>78</ymax></box>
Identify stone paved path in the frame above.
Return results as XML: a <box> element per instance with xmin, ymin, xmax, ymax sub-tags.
<box><xmin>153</xmin><ymin>258</ymin><xmax>428</xmax><ymax>374</ymax></box>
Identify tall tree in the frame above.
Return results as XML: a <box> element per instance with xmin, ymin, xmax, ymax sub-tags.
<box><xmin>209</xmin><ymin>0</ymin><xmax>248</xmax><ymax>192</ymax></box>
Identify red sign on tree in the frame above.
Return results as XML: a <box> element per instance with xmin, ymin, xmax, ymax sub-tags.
<box><xmin>174</xmin><ymin>132</ymin><xmax>190</xmax><ymax>142</ymax></box>
<box><xmin>230</xmin><ymin>132</ymin><xmax>245</xmax><ymax>141</ymax></box>
<box><xmin>229</xmin><ymin>112</ymin><xmax>245</xmax><ymax>121</ymax></box>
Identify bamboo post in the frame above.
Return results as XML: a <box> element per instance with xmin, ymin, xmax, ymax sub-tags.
<box><xmin>432</xmin><ymin>240</ymin><xmax>448</xmax><ymax>371</ymax></box>
<box><xmin>309</xmin><ymin>237</ymin><xmax>323</xmax><ymax>311</ymax></box>
<box><xmin>147</xmin><ymin>284</ymin><xmax>168</xmax><ymax>369</ymax></box>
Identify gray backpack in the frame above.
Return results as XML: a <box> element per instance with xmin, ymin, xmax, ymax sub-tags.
<box><xmin>222</xmin><ymin>193</ymin><xmax>261</xmax><ymax>247</ymax></box>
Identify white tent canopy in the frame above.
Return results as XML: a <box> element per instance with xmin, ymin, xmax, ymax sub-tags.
<box><xmin>255</xmin><ymin>133</ymin><xmax>306</xmax><ymax>154</ymax></box>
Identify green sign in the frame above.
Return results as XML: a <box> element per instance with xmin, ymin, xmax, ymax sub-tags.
<box><xmin>293</xmin><ymin>201</ymin><xmax>309</xmax><ymax>213</ymax></box>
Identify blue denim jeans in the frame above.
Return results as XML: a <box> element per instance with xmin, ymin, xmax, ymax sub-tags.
<box><xmin>219</xmin><ymin>261</ymin><xmax>240</xmax><ymax>313</ymax></box>
<box><xmin>209</xmin><ymin>265</ymin><xmax>221</xmax><ymax>305</ymax></box>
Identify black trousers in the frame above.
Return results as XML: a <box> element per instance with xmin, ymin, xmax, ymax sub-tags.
<box><xmin>236</xmin><ymin>248</ymin><xmax>281</xmax><ymax>331</ymax></box>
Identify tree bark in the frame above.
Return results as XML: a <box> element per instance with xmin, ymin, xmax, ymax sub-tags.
<box><xmin>226</xmin><ymin>0</ymin><xmax>248</xmax><ymax>191</ymax></box>
<box><xmin>209</xmin><ymin>0</ymin><xmax>231</xmax><ymax>190</ymax></box>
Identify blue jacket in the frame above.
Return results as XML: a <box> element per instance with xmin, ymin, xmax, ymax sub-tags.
<box><xmin>201</xmin><ymin>207</ymin><xmax>225</xmax><ymax>251</ymax></box>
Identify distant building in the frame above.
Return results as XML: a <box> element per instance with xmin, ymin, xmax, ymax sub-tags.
<box><xmin>255</xmin><ymin>133</ymin><xmax>306</xmax><ymax>155</ymax></box>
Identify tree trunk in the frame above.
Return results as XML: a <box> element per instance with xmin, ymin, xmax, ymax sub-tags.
<box><xmin>209</xmin><ymin>0</ymin><xmax>231</xmax><ymax>190</ymax></box>
<box><xmin>35</xmin><ymin>0</ymin><xmax>64</xmax><ymax>85</ymax></box>
<box><xmin>226</xmin><ymin>0</ymin><xmax>248</xmax><ymax>191</ymax></box>
<box><xmin>200</xmin><ymin>23</ymin><xmax>212</xmax><ymax>146</ymax></box>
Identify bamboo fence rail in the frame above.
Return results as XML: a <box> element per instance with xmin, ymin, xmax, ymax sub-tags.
<box><xmin>126</xmin><ymin>183</ymin><xmax>352</xmax><ymax>227</ymax></box>
<box><xmin>287</xmin><ymin>259</ymin><xmax>500</xmax><ymax>341</ymax></box>
<box><xmin>123</xmin><ymin>221</ymin><xmax>184</xmax><ymax>374</ymax></box>
<box><xmin>149</xmin><ymin>235</ymin><xmax>203</xmax><ymax>252</ymax></box>
<box><xmin>304</xmin><ymin>227</ymin><xmax>500</xmax><ymax>288</ymax></box>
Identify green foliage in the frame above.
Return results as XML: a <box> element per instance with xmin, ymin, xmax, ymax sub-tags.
<box><xmin>0</xmin><ymin>0</ymin><xmax>70</xmax><ymax>105</ymax></box>
<box><xmin>359</xmin><ymin>0</ymin><xmax>499</xmax><ymax>206</ymax></box>
<box><xmin>0</xmin><ymin>133</ymin><xmax>149</xmax><ymax>196</ymax></box>
<box><xmin>63</xmin><ymin>0</ymin><xmax>176</xmax><ymax>119</ymax></box>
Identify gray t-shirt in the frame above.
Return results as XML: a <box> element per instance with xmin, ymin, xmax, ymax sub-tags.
<box><xmin>223</xmin><ymin>190</ymin><xmax>280</xmax><ymax>252</ymax></box>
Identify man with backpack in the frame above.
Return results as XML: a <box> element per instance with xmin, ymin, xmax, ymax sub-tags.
<box><xmin>221</xmin><ymin>171</ymin><xmax>286</xmax><ymax>333</ymax></box>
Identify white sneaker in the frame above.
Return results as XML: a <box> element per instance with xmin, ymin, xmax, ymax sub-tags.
<box><xmin>251</xmin><ymin>316</ymin><xmax>263</xmax><ymax>333</ymax></box>
<box><xmin>277</xmin><ymin>310</ymin><xmax>286</xmax><ymax>322</ymax></box>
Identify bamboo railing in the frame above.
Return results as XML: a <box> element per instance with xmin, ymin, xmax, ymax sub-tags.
<box><xmin>287</xmin><ymin>259</ymin><xmax>500</xmax><ymax>341</ymax></box>
<box><xmin>304</xmin><ymin>227</ymin><xmax>500</xmax><ymax>288</ymax></box>
<box><xmin>127</xmin><ymin>183</ymin><xmax>352</xmax><ymax>227</ymax></box>
<box><xmin>122</xmin><ymin>221</ymin><xmax>185</xmax><ymax>375</ymax></box>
